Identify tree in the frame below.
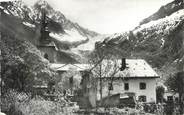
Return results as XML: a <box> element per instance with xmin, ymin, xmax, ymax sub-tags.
<box><xmin>156</xmin><ymin>86</ymin><xmax>165</xmax><ymax>103</ymax></box>
<box><xmin>165</xmin><ymin>71</ymin><xmax>184</xmax><ymax>114</ymax></box>
<box><xmin>88</xmin><ymin>48</ymin><xmax>120</xmax><ymax>100</ymax></box>
<box><xmin>1</xmin><ymin>32</ymin><xmax>56</xmax><ymax>93</ymax></box>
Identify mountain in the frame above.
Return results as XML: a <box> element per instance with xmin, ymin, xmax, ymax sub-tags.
<box><xmin>0</xmin><ymin>0</ymin><xmax>99</xmax><ymax>40</ymax></box>
<box><xmin>96</xmin><ymin>0</ymin><xmax>184</xmax><ymax>79</ymax></box>
<box><xmin>0</xmin><ymin>0</ymin><xmax>100</xmax><ymax>63</ymax></box>
<box><xmin>140</xmin><ymin>0</ymin><xmax>184</xmax><ymax>25</ymax></box>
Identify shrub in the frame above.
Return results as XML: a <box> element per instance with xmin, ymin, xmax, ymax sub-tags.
<box><xmin>1</xmin><ymin>90</ymin><xmax>78</xmax><ymax>115</ymax></box>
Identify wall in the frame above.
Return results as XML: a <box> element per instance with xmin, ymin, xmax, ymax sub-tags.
<box><xmin>79</xmin><ymin>71</ymin><xmax>97</xmax><ymax>108</ymax></box>
<box><xmin>97</xmin><ymin>78</ymin><xmax>157</xmax><ymax>103</ymax></box>
<box><xmin>164</xmin><ymin>92</ymin><xmax>179</xmax><ymax>101</ymax></box>
<box><xmin>38</xmin><ymin>46</ymin><xmax>57</xmax><ymax>63</ymax></box>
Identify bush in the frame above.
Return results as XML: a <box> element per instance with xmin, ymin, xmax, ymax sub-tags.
<box><xmin>1</xmin><ymin>90</ymin><xmax>78</xmax><ymax>115</ymax></box>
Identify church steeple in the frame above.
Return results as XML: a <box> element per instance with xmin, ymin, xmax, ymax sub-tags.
<box><xmin>39</xmin><ymin>8</ymin><xmax>51</xmax><ymax>44</ymax></box>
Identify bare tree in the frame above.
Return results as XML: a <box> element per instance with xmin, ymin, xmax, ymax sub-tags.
<box><xmin>106</xmin><ymin>59</ymin><xmax>120</xmax><ymax>96</ymax></box>
<box><xmin>88</xmin><ymin>49</ymin><xmax>120</xmax><ymax>100</ymax></box>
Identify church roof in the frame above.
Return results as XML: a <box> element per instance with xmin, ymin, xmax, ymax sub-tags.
<box><xmin>50</xmin><ymin>63</ymin><xmax>91</xmax><ymax>71</ymax></box>
<box><xmin>38</xmin><ymin>41</ymin><xmax>59</xmax><ymax>50</ymax></box>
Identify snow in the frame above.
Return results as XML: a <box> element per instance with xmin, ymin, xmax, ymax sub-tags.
<box><xmin>135</xmin><ymin>9</ymin><xmax>184</xmax><ymax>33</ymax></box>
<box><xmin>161</xmin><ymin>38</ymin><xmax>165</xmax><ymax>47</ymax></box>
<box><xmin>0</xmin><ymin>6</ymin><xmax>4</xmax><ymax>9</ymax></box>
<box><xmin>50</xmin><ymin>29</ymin><xmax>87</xmax><ymax>42</ymax></box>
<box><xmin>72</xmin><ymin>35</ymin><xmax>106</xmax><ymax>51</ymax></box>
<box><xmin>4</xmin><ymin>10</ymin><xmax>10</xmax><ymax>14</ymax></box>
<box><xmin>101</xmin><ymin>59</ymin><xmax>159</xmax><ymax>78</ymax></box>
<box><xmin>118</xmin><ymin>59</ymin><xmax>159</xmax><ymax>77</ymax></box>
<box><xmin>0</xmin><ymin>112</ymin><xmax>6</xmax><ymax>115</ymax></box>
<box><xmin>22</xmin><ymin>22</ymin><xmax>35</xmax><ymax>28</ymax></box>
<box><xmin>110</xmin><ymin>33</ymin><xmax>125</xmax><ymax>39</ymax></box>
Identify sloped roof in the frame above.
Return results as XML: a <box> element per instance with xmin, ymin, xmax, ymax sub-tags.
<box><xmin>38</xmin><ymin>41</ymin><xmax>59</xmax><ymax>50</ymax></box>
<box><xmin>114</xmin><ymin>59</ymin><xmax>159</xmax><ymax>78</ymax></box>
<box><xmin>50</xmin><ymin>63</ymin><xmax>91</xmax><ymax>71</ymax></box>
<box><xmin>50</xmin><ymin>59</ymin><xmax>159</xmax><ymax>78</ymax></box>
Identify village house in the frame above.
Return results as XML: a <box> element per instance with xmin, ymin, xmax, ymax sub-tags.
<box><xmin>95</xmin><ymin>59</ymin><xmax>160</xmax><ymax>103</ymax></box>
<box><xmin>164</xmin><ymin>91</ymin><xmax>179</xmax><ymax>103</ymax></box>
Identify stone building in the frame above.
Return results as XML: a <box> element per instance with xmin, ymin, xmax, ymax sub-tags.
<box><xmin>37</xmin><ymin>9</ymin><xmax>58</xmax><ymax>63</ymax></box>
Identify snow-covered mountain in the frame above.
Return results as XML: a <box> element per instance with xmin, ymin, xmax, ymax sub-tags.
<box><xmin>140</xmin><ymin>0</ymin><xmax>184</xmax><ymax>25</ymax></box>
<box><xmin>0</xmin><ymin>0</ymin><xmax>99</xmax><ymax>43</ymax></box>
<box><xmin>0</xmin><ymin>0</ymin><xmax>101</xmax><ymax>63</ymax></box>
<box><xmin>96</xmin><ymin>0</ymin><xmax>184</xmax><ymax>79</ymax></box>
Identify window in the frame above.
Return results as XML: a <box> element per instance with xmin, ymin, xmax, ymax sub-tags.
<box><xmin>167</xmin><ymin>96</ymin><xmax>173</xmax><ymax>102</ymax></box>
<box><xmin>138</xmin><ymin>95</ymin><xmax>147</xmax><ymax>102</ymax></box>
<box><xmin>108</xmin><ymin>82</ymin><xmax>113</xmax><ymax>90</ymax></box>
<box><xmin>140</xmin><ymin>82</ymin><xmax>146</xmax><ymax>90</ymax></box>
<box><xmin>175</xmin><ymin>97</ymin><xmax>179</xmax><ymax>103</ymax></box>
<box><xmin>124</xmin><ymin>83</ymin><xmax>129</xmax><ymax>90</ymax></box>
<box><xmin>44</xmin><ymin>53</ymin><xmax>49</xmax><ymax>59</ymax></box>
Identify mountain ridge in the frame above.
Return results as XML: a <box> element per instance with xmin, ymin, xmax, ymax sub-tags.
<box><xmin>140</xmin><ymin>0</ymin><xmax>184</xmax><ymax>25</ymax></box>
<box><xmin>0</xmin><ymin>0</ymin><xmax>99</xmax><ymax>40</ymax></box>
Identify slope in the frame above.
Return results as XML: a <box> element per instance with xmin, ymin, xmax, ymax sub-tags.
<box><xmin>140</xmin><ymin>0</ymin><xmax>184</xmax><ymax>25</ymax></box>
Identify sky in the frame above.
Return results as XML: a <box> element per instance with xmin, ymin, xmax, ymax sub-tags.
<box><xmin>1</xmin><ymin>0</ymin><xmax>173</xmax><ymax>34</ymax></box>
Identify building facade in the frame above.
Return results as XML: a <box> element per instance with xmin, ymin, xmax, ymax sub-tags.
<box><xmin>97</xmin><ymin>77</ymin><xmax>157</xmax><ymax>103</ymax></box>
<box><xmin>37</xmin><ymin>42</ymin><xmax>58</xmax><ymax>63</ymax></box>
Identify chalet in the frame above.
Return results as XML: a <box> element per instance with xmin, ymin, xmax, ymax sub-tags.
<box><xmin>95</xmin><ymin>59</ymin><xmax>159</xmax><ymax>103</ymax></box>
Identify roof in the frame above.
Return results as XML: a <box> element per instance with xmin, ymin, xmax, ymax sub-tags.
<box><xmin>114</xmin><ymin>59</ymin><xmax>159</xmax><ymax>78</ymax></box>
<box><xmin>50</xmin><ymin>59</ymin><xmax>159</xmax><ymax>78</ymax></box>
<box><xmin>91</xmin><ymin>59</ymin><xmax>159</xmax><ymax>78</ymax></box>
<box><xmin>38</xmin><ymin>41</ymin><xmax>59</xmax><ymax>51</ymax></box>
<box><xmin>50</xmin><ymin>63</ymin><xmax>91</xmax><ymax>71</ymax></box>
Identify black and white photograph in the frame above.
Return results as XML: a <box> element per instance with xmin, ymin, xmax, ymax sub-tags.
<box><xmin>0</xmin><ymin>0</ymin><xmax>184</xmax><ymax>114</ymax></box>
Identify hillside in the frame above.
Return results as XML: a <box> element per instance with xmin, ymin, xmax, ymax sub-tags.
<box><xmin>0</xmin><ymin>0</ymin><xmax>100</xmax><ymax>63</ymax></box>
<box><xmin>96</xmin><ymin>0</ymin><xmax>184</xmax><ymax>80</ymax></box>
<box><xmin>140</xmin><ymin>0</ymin><xmax>184</xmax><ymax>25</ymax></box>
<box><xmin>0</xmin><ymin>29</ymin><xmax>57</xmax><ymax>90</ymax></box>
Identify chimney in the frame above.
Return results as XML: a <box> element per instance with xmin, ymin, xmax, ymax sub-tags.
<box><xmin>120</xmin><ymin>58</ymin><xmax>126</xmax><ymax>71</ymax></box>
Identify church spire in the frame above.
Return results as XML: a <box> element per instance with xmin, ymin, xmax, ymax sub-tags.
<box><xmin>40</xmin><ymin>8</ymin><xmax>50</xmax><ymax>44</ymax></box>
